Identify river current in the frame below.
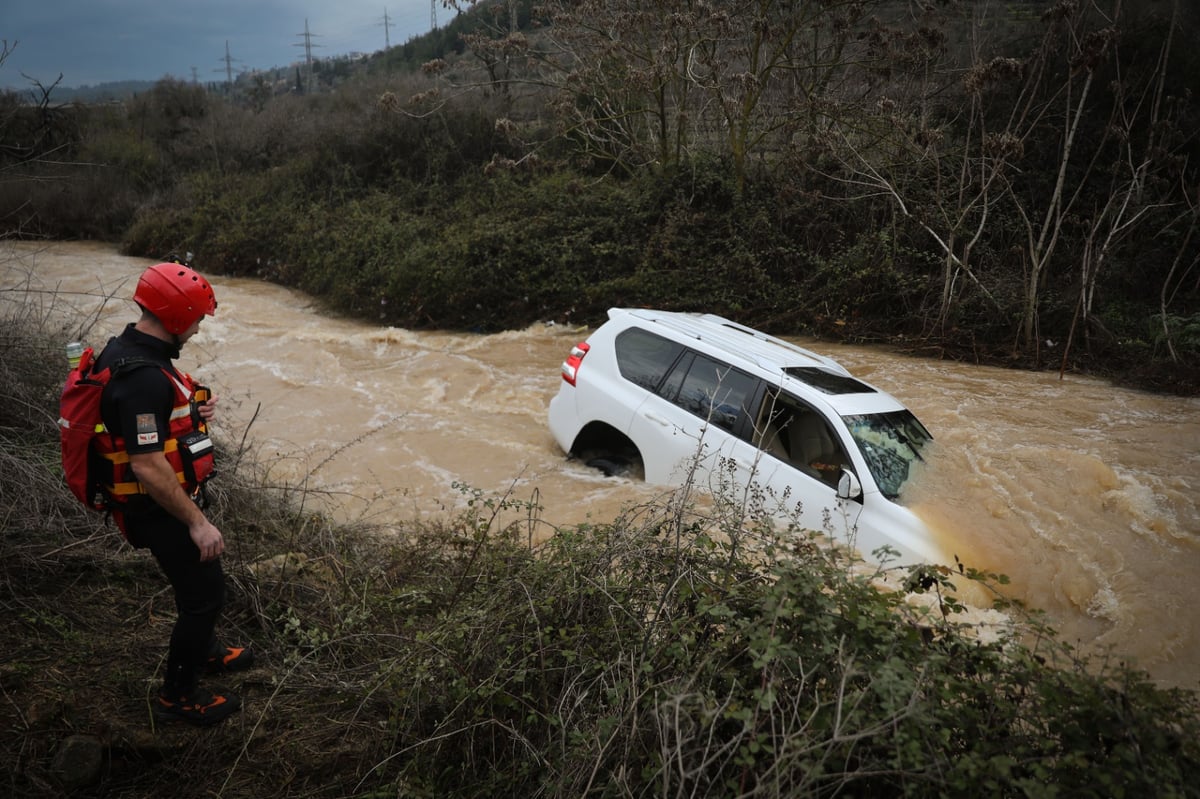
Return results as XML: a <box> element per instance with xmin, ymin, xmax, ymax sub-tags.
<box><xmin>4</xmin><ymin>241</ymin><xmax>1197</xmax><ymax>691</ymax></box>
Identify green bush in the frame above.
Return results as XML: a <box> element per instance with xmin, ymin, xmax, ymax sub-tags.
<box><xmin>365</xmin><ymin>495</ymin><xmax>1200</xmax><ymax>798</ymax></box>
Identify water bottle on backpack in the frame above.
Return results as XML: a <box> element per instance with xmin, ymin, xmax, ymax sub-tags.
<box><xmin>66</xmin><ymin>341</ymin><xmax>84</xmax><ymax>370</ymax></box>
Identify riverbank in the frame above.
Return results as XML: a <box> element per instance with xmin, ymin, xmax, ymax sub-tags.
<box><xmin>3</xmin><ymin>261</ymin><xmax>1200</xmax><ymax>796</ymax></box>
<box><xmin>889</xmin><ymin>335</ymin><xmax>1200</xmax><ymax>397</ymax></box>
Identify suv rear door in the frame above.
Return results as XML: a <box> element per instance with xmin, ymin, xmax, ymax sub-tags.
<box><xmin>628</xmin><ymin>347</ymin><xmax>770</xmax><ymax>491</ymax></box>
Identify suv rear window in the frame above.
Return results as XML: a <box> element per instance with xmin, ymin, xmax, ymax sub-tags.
<box><xmin>615</xmin><ymin>328</ymin><xmax>686</xmax><ymax>392</ymax></box>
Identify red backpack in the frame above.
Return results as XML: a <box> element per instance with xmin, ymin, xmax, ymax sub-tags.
<box><xmin>57</xmin><ymin>346</ymin><xmax>152</xmax><ymax>511</ymax></box>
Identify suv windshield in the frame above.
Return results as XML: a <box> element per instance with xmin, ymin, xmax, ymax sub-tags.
<box><xmin>842</xmin><ymin>410</ymin><xmax>932</xmax><ymax>499</ymax></box>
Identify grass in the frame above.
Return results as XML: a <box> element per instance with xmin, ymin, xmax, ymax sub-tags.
<box><xmin>2</xmin><ymin>280</ymin><xmax>1199</xmax><ymax>798</ymax></box>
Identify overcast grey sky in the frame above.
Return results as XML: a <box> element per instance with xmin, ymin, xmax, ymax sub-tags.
<box><xmin>2</xmin><ymin>1</ymin><xmax>449</xmax><ymax>90</ymax></box>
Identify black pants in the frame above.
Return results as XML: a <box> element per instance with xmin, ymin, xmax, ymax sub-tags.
<box><xmin>125</xmin><ymin>507</ymin><xmax>225</xmax><ymax>695</ymax></box>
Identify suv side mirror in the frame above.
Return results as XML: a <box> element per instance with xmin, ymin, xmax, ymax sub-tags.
<box><xmin>837</xmin><ymin>468</ymin><xmax>862</xmax><ymax>501</ymax></box>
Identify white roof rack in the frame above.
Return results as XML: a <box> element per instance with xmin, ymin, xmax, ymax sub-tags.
<box><xmin>615</xmin><ymin>307</ymin><xmax>852</xmax><ymax>377</ymax></box>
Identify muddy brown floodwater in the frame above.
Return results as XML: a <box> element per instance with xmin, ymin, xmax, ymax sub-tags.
<box><xmin>5</xmin><ymin>240</ymin><xmax>1198</xmax><ymax>691</ymax></box>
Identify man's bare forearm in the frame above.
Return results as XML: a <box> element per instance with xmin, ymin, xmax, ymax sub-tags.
<box><xmin>128</xmin><ymin>452</ymin><xmax>207</xmax><ymax>526</ymax></box>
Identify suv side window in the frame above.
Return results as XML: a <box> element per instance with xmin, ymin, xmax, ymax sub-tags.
<box><xmin>671</xmin><ymin>354</ymin><xmax>757</xmax><ymax>432</ymax></box>
<box><xmin>656</xmin><ymin>351</ymin><xmax>693</xmax><ymax>403</ymax></box>
<box><xmin>753</xmin><ymin>388</ymin><xmax>852</xmax><ymax>489</ymax></box>
<box><xmin>615</xmin><ymin>328</ymin><xmax>687</xmax><ymax>392</ymax></box>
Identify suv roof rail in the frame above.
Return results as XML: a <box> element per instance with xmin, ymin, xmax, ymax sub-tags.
<box><xmin>615</xmin><ymin>307</ymin><xmax>852</xmax><ymax>377</ymax></box>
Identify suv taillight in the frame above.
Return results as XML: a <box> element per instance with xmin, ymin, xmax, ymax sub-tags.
<box><xmin>561</xmin><ymin>342</ymin><xmax>590</xmax><ymax>386</ymax></box>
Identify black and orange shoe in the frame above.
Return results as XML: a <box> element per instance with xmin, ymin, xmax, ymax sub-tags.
<box><xmin>205</xmin><ymin>645</ymin><xmax>255</xmax><ymax>674</ymax></box>
<box><xmin>155</xmin><ymin>687</ymin><xmax>241</xmax><ymax>727</ymax></box>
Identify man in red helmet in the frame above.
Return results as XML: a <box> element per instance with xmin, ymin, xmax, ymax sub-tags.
<box><xmin>94</xmin><ymin>262</ymin><xmax>252</xmax><ymax>726</ymax></box>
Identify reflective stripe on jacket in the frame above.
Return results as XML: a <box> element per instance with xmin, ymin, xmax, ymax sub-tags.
<box><xmin>94</xmin><ymin>367</ymin><xmax>211</xmax><ymax>503</ymax></box>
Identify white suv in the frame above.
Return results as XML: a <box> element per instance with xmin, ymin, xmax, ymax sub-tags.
<box><xmin>548</xmin><ymin>308</ymin><xmax>952</xmax><ymax>566</ymax></box>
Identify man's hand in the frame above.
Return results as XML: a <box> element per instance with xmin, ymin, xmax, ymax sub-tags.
<box><xmin>188</xmin><ymin>517</ymin><xmax>225</xmax><ymax>561</ymax></box>
<box><xmin>197</xmin><ymin>393</ymin><xmax>219</xmax><ymax>423</ymax></box>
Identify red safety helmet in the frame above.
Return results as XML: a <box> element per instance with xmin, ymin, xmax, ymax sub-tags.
<box><xmin>133</xmin><ymin>263</ymin><xmax>218</xmax><ymax>335</ymax></box>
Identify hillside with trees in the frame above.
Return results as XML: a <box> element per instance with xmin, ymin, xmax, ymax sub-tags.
<box><xmin>3</xmin><ymin>0</ymin><xmax>1198</xmax><ymax>392</ymax></box>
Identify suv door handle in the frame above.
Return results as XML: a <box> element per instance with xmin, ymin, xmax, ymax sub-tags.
<box><xmin>643</xmin><ymin>411</ymin><xmax>670</xmax><ymax>427</ymax></box>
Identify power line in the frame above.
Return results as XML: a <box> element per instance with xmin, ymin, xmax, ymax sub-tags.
<box><xmin>216</xmin><ymin>40</ymin><xmax>240</xmax><ymax>94</ymax></box>
<box><xmin>294</xmin><ymin>19</ymin><xmax>322</xmax><ymax>93</ymax></box>
<box><xmin>379</xmin><ymin>7</ymin><xmax>393</xmax><ymax>51</ymax></box>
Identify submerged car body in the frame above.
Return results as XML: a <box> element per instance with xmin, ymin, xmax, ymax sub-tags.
<box><xmin>548</xmin><ymin>308</ymin><xmax>953</xmax><ymax>566</ymax></box>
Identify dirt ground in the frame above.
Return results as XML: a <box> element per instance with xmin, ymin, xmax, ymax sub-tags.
<box><xmin>0</xmin><ymin>522</ymin><xmax>389</xmax><ymax>798</ymax></box>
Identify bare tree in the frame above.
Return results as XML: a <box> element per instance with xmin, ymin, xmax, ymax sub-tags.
<box><xmin>448</xmin><ymin>0</ymin><xmax>944</xmax><ymax>185</ymax></box>
<box><xmin>1155</xmin><ymin>188</ymin><xmax>1200</xmax><ymax>363</ymax></box>
<box><xmin>1064</xmin><ymin>0</ymin><xmax>1194</xmax><ymax>358</ymax></box>
<box><xmin>822</xmin><ymin>2</ymin><xmax>1022</xmax><ymax>330</ymax></box>
<box><xmin>1</xmin><ymin>39</ymin><xmax>70</xmax><ymax>168</ymax></box>
<box><xmin>681</xmin><ymin>0</ymin><xmax>907</xmax><ymax>192</ymax></box>
<box><xmin>1005</xmin><ymin>3</ymin><xmax>1118</xmax><ymax>351</ymax></box>
<box><xmin>823</xmin><ymin>1</ymin><xmax>1197</xmax><ymax>354</ymax></box>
